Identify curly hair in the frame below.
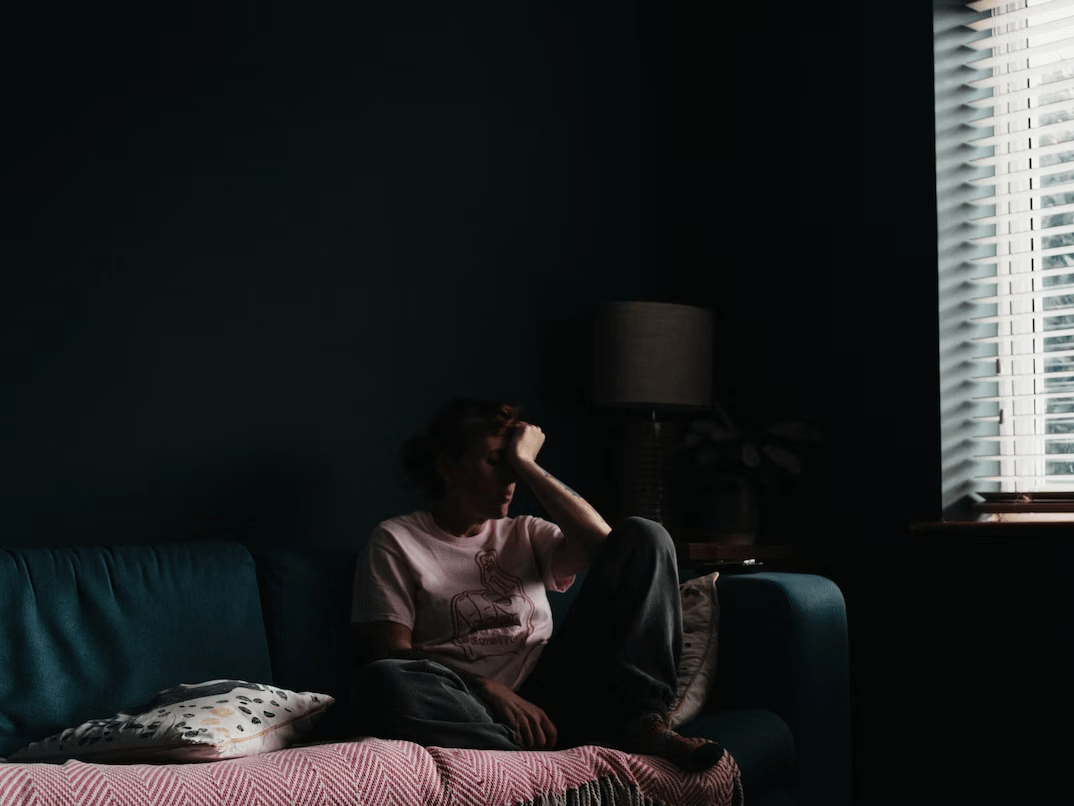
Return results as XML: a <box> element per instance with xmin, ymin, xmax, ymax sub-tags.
<box><xmin>400</xmin><ymin>398</ymin><xmax>526</xmax><ymax>501</ymax></box>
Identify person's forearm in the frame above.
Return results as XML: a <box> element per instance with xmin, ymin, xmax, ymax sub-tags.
<box><xmin>513</xmin><ymin>458</ymin><xmax>611</xmax><ymax>559</ymax></box>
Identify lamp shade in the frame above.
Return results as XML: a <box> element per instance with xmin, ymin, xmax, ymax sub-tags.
<box><xmin>593</xmin><ymin>301</ymin><xmax>714</xmax><ymax>409</ymax></box>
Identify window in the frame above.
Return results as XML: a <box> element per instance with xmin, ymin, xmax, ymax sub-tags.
<box><xmin>936</xmin><ymin>0</ymin><xmax>1074</xmax><ymax>512</ymax></box>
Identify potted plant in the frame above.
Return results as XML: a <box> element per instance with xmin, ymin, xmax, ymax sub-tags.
<box><xmin>673</xmin><ymin>408</ymin><xmax>822</xmax><ymax>545</ymax></box>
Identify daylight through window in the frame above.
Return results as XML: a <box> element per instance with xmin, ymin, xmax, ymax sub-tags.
<box><xmin>959</xmin><ymin>0</ymin><xmax>1074</xmax><ymax>493</ymax></box>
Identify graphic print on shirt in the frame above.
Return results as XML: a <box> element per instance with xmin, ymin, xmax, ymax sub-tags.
<box><xmin>450</xmin><ymin>548</ymin><xmax>536</xmax><ymax>660</ymax></box>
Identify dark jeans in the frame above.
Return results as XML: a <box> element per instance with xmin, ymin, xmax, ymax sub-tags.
<box><xmin>351</xmin><ymin>517</ymin><xmax>683</xmax><ymax>751</ymax></box>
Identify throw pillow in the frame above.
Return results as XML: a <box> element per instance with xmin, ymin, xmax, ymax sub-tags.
<box><xmin>668</xmin><ymin>570</ymin><xmax>720</xmax><ymax>729</ymax></box>
<box><xmin>9</xmin><ymin>680</ymin><xmax>333</xmax><ymax>763</ymax></box>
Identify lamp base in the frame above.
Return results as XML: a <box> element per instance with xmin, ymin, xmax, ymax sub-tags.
<box><xmin>618</xmin><ymin>414</ymin><xmax>681</xmax><ymax>531</ymax></box>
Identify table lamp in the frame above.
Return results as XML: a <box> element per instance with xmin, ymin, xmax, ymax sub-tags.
<box><xmin>593</xmin><ymin>301</ymin><xmax>714</xmax><ymax>528</ymax></box>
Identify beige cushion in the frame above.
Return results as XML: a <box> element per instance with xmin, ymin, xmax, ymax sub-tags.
<box><xmin>668</xmin><ymin>570</ymin><xmax>720</xmax><ymax>729</ymax></box>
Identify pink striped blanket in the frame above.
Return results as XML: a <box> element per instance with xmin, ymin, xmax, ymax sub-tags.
<box><xmin>0</xmin><ymin>738</ymin><xmax>743</xmax><ymax>806</ymax></box>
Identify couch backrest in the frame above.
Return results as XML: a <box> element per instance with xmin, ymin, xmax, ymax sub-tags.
<box><xmin>0</xmin><ymin>542</ymin><xmax>273</xmax><ymax>758</ymax></box>
<box><xmin>252</xmin><ymin>548</ymin><xmax>359</xmax><ymax>741</ymax></box>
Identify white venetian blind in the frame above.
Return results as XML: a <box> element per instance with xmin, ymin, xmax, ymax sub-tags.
<box><xmin>965</xmin><ymin>0</ymin><xmax>1074</xmax><ymax>490</ymax></box>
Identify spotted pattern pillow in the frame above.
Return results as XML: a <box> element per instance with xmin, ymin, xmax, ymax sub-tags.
<box><xmin>668</xmin><ymin>570</ymin><xmax>720</xmax><ymax>729</ymax></box>
<box><xmin>9</xmin><ymin>680</ymin><xmax>333</xmax><ymax>763</ymax></box>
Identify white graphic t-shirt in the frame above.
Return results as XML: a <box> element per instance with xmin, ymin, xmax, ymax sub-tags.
<box><xmin>352</xmin><ymin>512</ymin><xmax>575</xmax><ymax>691</ymax></box>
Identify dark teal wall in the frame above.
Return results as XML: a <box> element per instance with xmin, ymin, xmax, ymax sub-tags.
<box><xmin>1</xmin><ymin>3</ymin><xmax>885</xmax><ymax>551</ymax></box>
<box><xmin>1</xmin><ymin>2</ymin><xmax>667</xmax><ymax>548</ymax></box>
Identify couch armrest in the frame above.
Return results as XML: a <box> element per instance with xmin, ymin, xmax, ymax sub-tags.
<box><xmin>710</xmin><ymin>571</ymin><xmax>850</xmax><ymax>806</ymax></box>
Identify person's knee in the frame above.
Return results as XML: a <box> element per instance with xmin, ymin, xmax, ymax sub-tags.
<box><xmin>351</xmin><ymin>658</ymin><xmax>510</xmax><ymax>747</ymax></box>
<box><xmin>353</xmin><ymin>658</ymin><xmax>454</xmax><ymax>735</ymax></box>
<box><xmin>612</xmin><ymin>516</ymin><xmax>677</xmax><ymax>561</ymax></box>
<box><xmin>359</xmin><ymin>657</ymin><xmax>407</xmax><ymax>685</ymax></box>
<box><xmin>359</xmin><ymin>658</ymin><xmax>461</xmax><ymax>695</ymax></box>
<box><xmin>355</xmin><ymin>659</ymin><xmax>411</xmax><ymax>708</ymax></box>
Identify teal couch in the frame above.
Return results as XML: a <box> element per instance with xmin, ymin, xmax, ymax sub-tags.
<box><xmin>0</xmin><ymin>541</ymin><xmax>848</xmax><ymax>806</ymax></box>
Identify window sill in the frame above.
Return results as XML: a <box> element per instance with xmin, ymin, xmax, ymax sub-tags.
<box><xmin>925</xmin><ymin>493</ymin><xmax>1074</xmax><ymax>531</ymax></box>
<box><xmin>912</xmin><ymin>519</ymin><xmax>1074</xmax><ymax>539</ymax></box>
<box><xmin>979</xmin><ymin>512</ymin><xmax>1074</xmax><ymax>523</ymax></box>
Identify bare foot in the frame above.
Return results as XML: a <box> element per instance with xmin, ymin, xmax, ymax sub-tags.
<box><xmin>622</xmin><ymin>712</ymin><xmax>725</xmax><ymax>772</ymax></box>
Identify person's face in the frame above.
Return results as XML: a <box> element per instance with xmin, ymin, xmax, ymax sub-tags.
<box><xmin>441</xmin><ymin>430</ymin><xmax>517</xmax><ymax>520</ymax></box>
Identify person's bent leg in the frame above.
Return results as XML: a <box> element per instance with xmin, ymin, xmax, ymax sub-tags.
<box><xmin>352</xmin><ymin>658</ymin><xmax>521</xmax><ymax>750</ymax></box>
<box><xmin>525</xmin><ymin>517</ymin><xmax>682</xmax><ymax>723</ymax></box>
<box><xmin>521</xmin><ymin>516</ymin><xmax>723</xmax><ymax>769</ymax></box>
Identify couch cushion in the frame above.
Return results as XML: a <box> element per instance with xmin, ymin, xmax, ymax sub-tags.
<box><xmin>253</xmin><ymin>549</ymin><xmax>359</xmax><ymax>740</ymax></box>
<box><xmin>0</xmin><ymin>542</ymin><xmax>273</xmax><ymax>758</ymax></box>
<box><xmin>681</xmin><ymin>708</ymin><xmax>795</xmax><ymax>798</ymax></box>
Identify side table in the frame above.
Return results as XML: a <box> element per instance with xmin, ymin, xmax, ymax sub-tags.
<box><xmin>682</xmin><ymin>542</ymin><xmax>795</xmax><ymax>573</ymax></box>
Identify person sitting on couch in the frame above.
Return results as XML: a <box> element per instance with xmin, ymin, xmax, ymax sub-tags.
<box><xmin>351</xmin><ymin>398</ymin><xmax>723</xmax><ymax>771</ymax></box>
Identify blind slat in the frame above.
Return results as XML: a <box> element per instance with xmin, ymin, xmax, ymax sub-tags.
<box><xmin>972</xmin><ymin>309</ymin><xmax>1074</xmax><ymax>325</ymax></box>
<box><xmin>970</xmin><ymin>197</ymin><xmax>1074</xmax><ymax>225</ymax></box>
<box><xmin>972</xmin><ymin>348</ymin><xmax>1074</xmax><ymax>359</ymax></box>
<box><xmin>974</xmin><ymin>412</ymin><xmax>1074</xmax><ymax>423</ymax></box>
<box><xmin>976</xmin><ymin>475</ymin><xmax>1074</xmax><ymax>482</ymax></box>
<box><xmin>969</xmin><ymin>36</ymin><xmax>1074</xmax><ymax>70</ymax></box>
<box><xmin>975</xmin><ymin>324</ymin><xmax>1074</xmax><ymax>343</ymax></box>
<box><xmin>969</xmin><ymin>136</ymin><xmax>1074</xmax><ymax>166</ymax></box>
<box><xmin>970</xmin><ymin>264</ymin><xmax>1074</xmax><ymax>283</ymax></box>
<box><xmin>970</xmin><ymin>241</ymin><xmax>1074</xmax><ymax>263</ymax></box>
<box><xmin>969</xmin><ymin>0</ymin><xmax>1020</xmax><ymax>11</ymax></box>
<box><xmin>968</xmin><ymin>98</ymin><xmax>1074</xmax><ymax>130</ymax></box>
<box><xmin>975</xmin><ymin>388</ymin><xmax>1074</xmax><ymax>401</ymax></box>
<box><xmin>977</xmin><ymin>433</ymin><xmax>1074</xmax><ymax>441</ymax></box>
<box><xmin>968</xmin><ymin>167</ymin><xmax>1074</xmax><ymax>191</ymax></box>
<box><xmin>968</xmin><ymin>0</ymin><xmax>1074</xmax><ymax>30</ymax></box>
<box><xmin>968</xmin><ymin>116</ymin><xmax>1074</xmax><ymax>148</ymax></box>
<box><xmin>968</xmin><ymin>0</ymin><xmax>1074</xmax><ymax>12</ymax></box>
<box><xmin>966</xmin><ymin>74</ymin><xmax>1074</xmax><ymax>109</ymax></box>
<box><xmin>973</xmin><ymin>291</ymin><xmax>1074</xmax><ymax>306</ymax></box>
<box><xmin>967</xmin><ymin>54</ymin><xmax>1074</xmax><ymax>89</ymax></box>
<box><xmin>968</xmin><ymin>15</ymin><xmax>1074</xmax><ymax>50</ymax></box>
<box><xmin>971</xmin><ymin>220</ymin><xmax>1074</xmax><ymax>241</ymax></box>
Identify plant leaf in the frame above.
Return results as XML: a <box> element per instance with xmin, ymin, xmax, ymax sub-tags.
<box><xmin>763</xmin><ymin>444</ymin><xmax>801</xmax><ymax>474</ymax></box>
